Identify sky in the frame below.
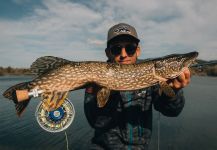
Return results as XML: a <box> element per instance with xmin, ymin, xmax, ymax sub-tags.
<box><xmin>0</xmin><ymin>0</ymin><xmax>217</xmax><ymax>67</ymax></box>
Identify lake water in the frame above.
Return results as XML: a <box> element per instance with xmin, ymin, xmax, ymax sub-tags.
<box><xmin>0</xmin><ymin>76</ymin><xmax>217</xmax><ymax>150</ymax></box>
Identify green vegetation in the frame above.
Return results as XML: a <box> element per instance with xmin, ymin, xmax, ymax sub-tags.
<box><xmin>191</xmin><ymin>60</ymin><xmax>217</xmax><ymax>77</ymax></box>
<box><xmin>0</xmin><ymin>66</ymin><xmax>32</xmax><ymax>76</ymax></box>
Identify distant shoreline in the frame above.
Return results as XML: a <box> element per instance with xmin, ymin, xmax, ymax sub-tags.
<box><xmin>0</xmin><ymin>67</ymin><xmax>32</xmax><ymax>76</ymax></box>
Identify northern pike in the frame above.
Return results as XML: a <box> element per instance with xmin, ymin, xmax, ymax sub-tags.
<box><xmin>3</xmin><ymin>51</ymin><xmax>198</xmax><ymax>116</ymax></box>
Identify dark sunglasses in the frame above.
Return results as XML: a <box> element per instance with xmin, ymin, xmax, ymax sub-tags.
<box><xmin>109</xmin><ymin>44</ymin><xmax>138</xmax><ymax>56</ymax></box>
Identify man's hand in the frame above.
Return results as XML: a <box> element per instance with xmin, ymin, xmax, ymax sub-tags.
<box><xmin>167</xmin><ymin>67</ymin><xmax>191</xmax><ymax>90</ymax></box>
<box><xmin>85</xmin><ymin>84</ymin><xmax>100</xmax><ymax>95</ymax></box>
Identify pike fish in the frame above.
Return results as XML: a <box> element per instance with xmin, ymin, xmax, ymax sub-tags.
<box><xmin>3</xmin><ymin>51</ymin><xmax>198</xmax><ymax>116</ymax></box>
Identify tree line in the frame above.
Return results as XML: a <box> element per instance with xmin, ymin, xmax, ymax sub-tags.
<box><xmin>0</xmin><ymin>66</ymin><xmax>32</xmax><ymax>76</ymax></box>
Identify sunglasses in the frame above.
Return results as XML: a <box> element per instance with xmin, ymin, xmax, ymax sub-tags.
<box><xmin>109</xmin><ymin>43</ymin><xmax>138</xmax><ymax>56</ymax></box>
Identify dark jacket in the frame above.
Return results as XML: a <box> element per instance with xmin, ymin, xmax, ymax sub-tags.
<box><xmin>84</xmin><ymin>85</ymin><xmax>185</xmax><ymax>150</ymax></box>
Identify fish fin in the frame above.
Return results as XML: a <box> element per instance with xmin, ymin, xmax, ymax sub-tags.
<box><xmin>97</xmin><ymin>88</ymin><xmax>110</xmax><ymax>107</ymax></box>
<box><xmin>41</xmin><ymin>92</ymin><xmax>53</xmax><ymax>111</ymax></box>
<box><xmin>55</xmin><ymin>91</ymin><xmax>69</xmax><ymax>109</ymax></box>
<box><xmin>15</xmin><ymin>99</ymin><xmax>31</xmax><ymax>117</ymax></box>
<box><xmin>30</xmin><ymin>56</ymin><xmax>71</xmax><ymax>76</ymax></box>
<box><xmin>159</xmin><ymin>81</ymin><xmax>176</xmax><ymax>97</ymax></box>
<box><xmin>41</xmin><ymin>91</ymin><xmax>68</xmax><ymax>111</ymax></box>
<box><xmin>3</xmin><ymin>82</ymin><xmax>30</xmax><ymax>102</ymax></box>
<box><xmin>3</xmin><ymin>82</ymin><xmax>31</xmax><ymax>117</ymax></box>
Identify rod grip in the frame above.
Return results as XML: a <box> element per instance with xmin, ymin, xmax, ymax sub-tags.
<box><xmin>16</xmin><ymin>90</ymin><xmax>30</xmax><ymax>102</ymax></box>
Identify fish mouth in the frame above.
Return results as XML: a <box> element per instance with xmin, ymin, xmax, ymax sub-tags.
<box><xmin>182</xmin><ymin>51</ymin><xmax>199</xmax><ymax>68</ymax></box>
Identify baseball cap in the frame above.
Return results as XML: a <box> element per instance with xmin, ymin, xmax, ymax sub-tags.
<box><xmin>107</xmin><ymin>23</ymin><xmax>140</xmax><ymax>44</ymax></box>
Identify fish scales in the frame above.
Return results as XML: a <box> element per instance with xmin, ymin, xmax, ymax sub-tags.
<box><xmin>28</xmin><ymin>61</ymin><xmax>154</xmax><ymax>92</ymax></box>
<box><xmin>30</xmin><ymin>51</ymin><xmax>197</xmax><ymax>93</ymax></box>
<box><xmin>3</xmin><ymin>51</ymin><xmax>199</xmax><ymax>116</ymax></box>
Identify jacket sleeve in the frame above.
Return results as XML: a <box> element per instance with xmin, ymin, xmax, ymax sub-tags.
<box><xmin>152</xmin><ymin>85</ymin><xmax>185</xmax><ymax>117</ymax></box>
<box><xmin>84</xmin><ymin>88</ymin><xmax>98</xmax><ymax>128</ymax></box>
<box><xmin>84</xmin><ymin>86</ymin><xmax>122</xmax><ymax>130</ymax></box>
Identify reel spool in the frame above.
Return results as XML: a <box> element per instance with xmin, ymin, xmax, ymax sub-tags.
<box><xmin>35</xmin><ymin>98</ymin><xmax>75</xmax><ymax>133</ymax></box>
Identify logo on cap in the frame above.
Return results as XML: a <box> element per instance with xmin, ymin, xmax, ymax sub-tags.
<box><xmin>113</xmin><ymin>25</ymin><xmax>131</xmax><ymax>34</ymax></box>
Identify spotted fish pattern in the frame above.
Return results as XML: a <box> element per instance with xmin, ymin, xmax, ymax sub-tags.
<box><xmin>3</xmin><ymin>51</ymin><xmax>198</xmax><ymax>116</ymax></box>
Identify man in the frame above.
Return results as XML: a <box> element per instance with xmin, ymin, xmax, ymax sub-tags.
<box><xmin>84</xmin><ymin>23</ymin><xmax>190</xmax><ymax>150</ymax></box>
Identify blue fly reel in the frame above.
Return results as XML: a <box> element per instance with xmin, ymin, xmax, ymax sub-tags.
<box><xmin>35</xmin><ymin>98</ymin><xmax>75</xmax><ymax>133</ymax></box>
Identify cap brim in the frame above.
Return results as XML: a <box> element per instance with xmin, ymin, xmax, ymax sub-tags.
<box><xmin>107</xmin><ymin>34</ymin><xmax>140</xmax><ymax>44</ymax></box>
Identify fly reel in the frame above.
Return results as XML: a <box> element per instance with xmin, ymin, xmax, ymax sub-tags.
<box><xmin>35</xmin><ymin>98</ymin><xmax>75</xmax><ymax>133</ymax></box>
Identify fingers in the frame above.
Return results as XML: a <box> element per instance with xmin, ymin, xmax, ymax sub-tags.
<box><xmin>177</xmin><ymin>72</ymin><xmax>185</xmax><ymax>83</ymax></box>
<box><xmin>170</xmin><ymin>68</ymin><xmax>191</xmax><ymax>90</ymax></box>
<box><xmin>172</xmin><ymin>78</ymin><xmax>182</xmax><ymax>89</ymax></box>
<box><xmin>183</xmin><ymin>68</ymin><xmax>191</xmax><ymax>81</ymax></box>
<box><xmin>181</xmin><ymin>68</ymin><xmax>191</xmax><ymax>85</ymax></box>
<box><xmin>85</xmin><ymin>84</ymin><xmax>100</xmax><ymax>94</ymax></box>
<box><xmin>85</xmin><ymin>87</ymin><xmax>94</xmax><ymax>94</ymax></box>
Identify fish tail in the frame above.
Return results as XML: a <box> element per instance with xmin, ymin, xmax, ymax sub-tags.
<box><xmin>15</xmin><ymin>100</ymin><xmax>31</xmax><ymax>117</ymax></box>
<box><xmin>3</xmin><ymin>82</ymin><xmax>31</xmax><ymax>117</ymax></box>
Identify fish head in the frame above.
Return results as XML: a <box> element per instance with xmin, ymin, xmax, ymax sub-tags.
<box><xmin>154</xmin><ymin>51</ymin><xmax>198</xmax><ymax>79</ymax></box>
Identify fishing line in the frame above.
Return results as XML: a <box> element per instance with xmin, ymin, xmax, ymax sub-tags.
<box><xmin>35</xmin><ymin>98</ymin><xmax>75</xmax><ymax>132</ymax></box>
<box><xmin>157</xmin><ymin>111</ymin><xmax>161</xmax><ymax>150</ymax></box>
<box><xmin>35</xmin><ymin>99</ymin><xmax>75</xmax><ymax>149</ymax></box>
<box><xmin>65</xmin><ymin>131</ymin><xmax>69</xmax><ymax>150</ymax></box>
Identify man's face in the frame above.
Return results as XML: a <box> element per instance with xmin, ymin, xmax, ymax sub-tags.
<box><xmin>107</xmin><ymin>41</ymin><xmax>141</xmax><ymax>64</ymax></box>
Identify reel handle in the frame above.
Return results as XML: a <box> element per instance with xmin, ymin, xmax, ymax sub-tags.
<box><xmin>16</xmin><ymin>90</ymin><xmax>29</xmax><ymax>102</ymax></box>
<box><xmin>16</xmin><ymin>89</ymin><xmax>43</xmax><ymax>102</ymax></box>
